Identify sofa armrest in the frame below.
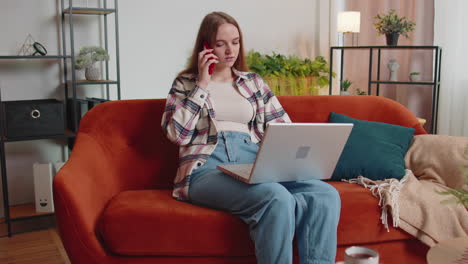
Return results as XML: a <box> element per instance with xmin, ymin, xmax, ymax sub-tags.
<box><xmin>53</xmin><ymin>99</ymin><xmax>180</xmax><ymax>263</ymax></box>
<box><xmin>53</xmin><ymin>132</ymin><xmax>123</xmax><ymax>262</ymax></box>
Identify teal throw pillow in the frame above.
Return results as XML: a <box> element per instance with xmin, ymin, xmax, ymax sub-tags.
<box><xmin>329</xmin><ymin>112</ymin><xmax>415</xmax><ymax>181</ymax></box>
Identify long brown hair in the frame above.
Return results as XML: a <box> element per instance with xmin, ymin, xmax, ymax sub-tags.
<box><xmin>178</xmin><ymin>12</ymin><xmax>249</xmax><ymax>77</ymax></box>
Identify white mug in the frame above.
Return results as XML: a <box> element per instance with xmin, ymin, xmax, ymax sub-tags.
<box><xmin>344</xmin><ymin>246</ymin><xmax>379</xmax><ymax>264</ymax></box>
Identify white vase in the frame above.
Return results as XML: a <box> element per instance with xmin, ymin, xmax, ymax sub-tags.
<box><xmin>388</xmin><ymin>59</ymin><xmax>400</xmax><ymax>81</ymax></box>
<box><xmin>85</xmin><ymin>64</ymin><xmax>100</xmax><ymax>80</ymax></box>
<box><xmin>340</xmin><ymin>91</ymin><xmax>351</xmax><ymax>95</ymax></box>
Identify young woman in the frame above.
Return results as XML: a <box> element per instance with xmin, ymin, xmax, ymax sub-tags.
<box><xmin>161</xmin><ymin>11</ymin><xmax>341</xmax><ymax>264</ymax></box>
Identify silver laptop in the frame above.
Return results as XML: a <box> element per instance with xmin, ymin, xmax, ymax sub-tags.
<box><xmin>216</xmin><ymin>123</ymin><xmax>353</xmax><ymax>184</ymax></box>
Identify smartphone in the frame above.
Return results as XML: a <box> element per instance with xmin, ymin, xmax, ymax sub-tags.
<box><xmin>203</xmin><ymin>41</ymin><xmax>216</xmax><ymax>75</ymax></box>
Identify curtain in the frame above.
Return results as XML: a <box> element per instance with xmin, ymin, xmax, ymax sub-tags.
<box><xmin>434</xmin><ymin>0</ymin><xmax>468</xmax><ymax>136</ymax></box>
<box><xmin>340</xmin><ymin>0</ymin><xmax>434</xmax><ymax>132</ymax></box>
<box><xmin>295</xmin><ymin>0</ymin><xmax>343</xmax><ymax>61</ymax></box>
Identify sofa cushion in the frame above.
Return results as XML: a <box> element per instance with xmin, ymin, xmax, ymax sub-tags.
<box><xmin>329</xmin><ymin>112</ymin><xmax>415</xmax><ymax>181</ymax></box>
<box><xmin>330</xmin><ymin>182</ymin><xmax>412</xmax><ymax>246</ymax></box>
<box><xmin>99</xmin><ymin>189</ymin><xmax>255</xmax><ymax>256</ymax></box>
<box><xmin>99</xmin><ymin>186</ymin><xmax>414</xmax><ymax>256</ymax></box>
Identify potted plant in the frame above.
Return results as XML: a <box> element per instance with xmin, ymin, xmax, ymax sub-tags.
<box><xmin>373</xmin><ymin>9</ymin><xmax>416</xmax><ymax>46</ymax></box>
<box><xmin>355</xmin><ymin>88</ymin><xmax>367</xmax><ymax>95</ymax></box>
<box><xmin>340</xmin><ymin>79</ymin><xmax>352</xmax><ymax>95</ymax></box>
<box><xmin>246</xmin><ymin>50</ymin><xmax>335</xmax><ymax>95</ymax></box>
<box><xmin>75</xmin><ymin>46</ymin><xmax>110</xmax><ymax>80</ymax></box>
<box><xmin>437</xmin><ymin>147</ymin><xmax>468</xmax><ymax>207</ymax></box>
<box><xmin>409</xmin><ymin>72</ymin><xmax>421</xmax><ymax>82</ymax></box>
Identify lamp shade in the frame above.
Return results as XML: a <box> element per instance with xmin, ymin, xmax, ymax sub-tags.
<box><xmin>337</xmin><ymin>11</ymin><xmax>360</xmax><ymax>33</ymax></box>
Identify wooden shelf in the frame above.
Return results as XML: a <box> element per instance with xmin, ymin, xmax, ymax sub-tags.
<box><xmin>331</xmin><ymin>45</ymin><xmax>439</xmax><ymax>49</ymax></box>
<box><xmin>0</xmin><ymin>55</ymin><xmax>70</xmax><ymax>59</ymax></box>
<box><xmin>63</xmin><ymin>8</ymin><xmax>115</xmax><ymax>15</ymax></box>
<box><xmin>74</xmin><ymin>80</ymin><xmax>118</xmax><ymax>85</ymax></box>
<box><xmin>1</xmin><ymin>129</ymin><xmax>75</xmax><ymax>142</ymax></box>
<box><xmin>9</xmin><ymin>204</ymin><xmax>53</xmax><ymax>221</ymax></box>
<box><xmin>370</xmin><ymin>80</ymin><xmax>436</xmax><ymax>85</ymax></box>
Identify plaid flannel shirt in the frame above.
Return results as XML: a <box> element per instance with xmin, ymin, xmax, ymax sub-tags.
<box><xmin>161</xmin><ymin>68</ymin><xmax>291</xmax><ymax>200</ymax></box>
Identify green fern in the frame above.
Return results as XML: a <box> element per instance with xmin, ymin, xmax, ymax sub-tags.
<box><xmin>246</xmin><ymin>50</ymin><xmax>335</xmax><ymax>88</ymax></box>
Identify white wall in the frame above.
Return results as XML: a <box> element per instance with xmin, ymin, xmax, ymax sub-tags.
<box><xmin>119</xmin><ymin>0</ymin><xmax>331</xmax><ymax>99</ymax></box>
<box><xmin>0</xmin><ymin>0</ymin><xmax>331</xmax><ymax>217</ymax></box>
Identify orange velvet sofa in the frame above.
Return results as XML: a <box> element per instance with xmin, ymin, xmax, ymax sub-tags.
<box><xmin>54</xmin><ymin>95</ymin><xmax>429</xmax><ymax>264</ymax></box>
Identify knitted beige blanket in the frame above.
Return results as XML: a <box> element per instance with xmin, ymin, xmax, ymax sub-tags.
<box><xmin>346</xmin><ymin>135</ymin><xmax>468</xmax><ymax>247</ymax></box>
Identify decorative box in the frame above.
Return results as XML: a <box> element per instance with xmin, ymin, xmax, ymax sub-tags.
<box><xmin>2</xmin><ymin>99</ymin><xmax>65</xmax><ymax>138</ymax></box>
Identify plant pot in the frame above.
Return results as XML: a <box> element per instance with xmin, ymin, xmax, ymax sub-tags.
<box><xmin>264</xmin><ymin>77</ymin><xmax>322</xmax><ymax>96</ymax></box>
<box><xmin>264</xmin><ymin>77</ymin><xmax>280</xmax><ymax>95</ymax></box>
<box><xmin>409</xmin><ymin>74</ymin><xmax>421</xmax><ymax>82</ymax></box>
<box><xmin>340</xmin><ymin>91</ymin><xmax>351</xmax><ymax>95</ymax></box>
<box><xmin>278</xmin><ymin>78</ymin><xmax>292</xmax><ymax>95</ymax></box>
<box><xmin>385</xmin><ymin>33</ymin><xmax>400</xmax><ymax>46</ymax></box>
<box><xmin>85</xmin><ymin>65</ymin><xmax>100</xmax><ymax>80</ymax></box>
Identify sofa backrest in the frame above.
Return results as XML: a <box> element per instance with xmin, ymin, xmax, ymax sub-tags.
<box><xmin>279</xmin><ymin>96</ymin><xmax>426</xmax><ymax>133</ymax></box>
<box><xmin>76</xmin><ymin>95</ymin><xmax>426</xmax><ymax>190</ymax></box>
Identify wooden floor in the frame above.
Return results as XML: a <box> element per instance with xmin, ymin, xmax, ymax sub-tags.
<box><xmin>0</xmin><ymin>229</ymin><xmax>70</xmax><ymax>264</ymax></box>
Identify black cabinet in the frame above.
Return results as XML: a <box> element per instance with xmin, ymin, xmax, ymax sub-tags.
<box><xmin>329</xmin><ymin>46</ymin><xmax>442</xmax><ymax>134</ymax></box>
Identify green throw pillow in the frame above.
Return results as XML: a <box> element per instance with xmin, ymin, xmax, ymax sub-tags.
<box><xmin>329</xmin><ymin>112</ymin><xmax>415</xmax><ymax>181</ymax></box>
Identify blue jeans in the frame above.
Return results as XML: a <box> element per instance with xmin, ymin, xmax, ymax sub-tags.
<box><xmin>189</xmin><ymin>131</ymin><xmax>341</xmax><ymax>264</ymax></box>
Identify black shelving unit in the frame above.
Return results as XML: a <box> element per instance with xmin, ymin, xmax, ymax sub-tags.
<box><xmin>0</xmin><ymin>56</ymin><xmax>76</xmax><ymax>237</ymax></box>
<box><xmin>1</xmin><ymin>0</ymin><xmax>121</xmax><ymax>237</ymax></box>
<box><xmin>329</xmin><ymin>45</ymin><xmax>442</xmax><ymax>134</ymax></box>
<box><xmin>61</xmin><ymin>0</ymin><xmax>121</xmax><ymax>133</ymax></box>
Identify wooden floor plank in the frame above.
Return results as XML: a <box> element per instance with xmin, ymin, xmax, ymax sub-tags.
<box><xmin>49</xmin><ymin>229</ymin><xmax>71</xmax><ymax>264</ymax></box>
<box><xmin>0</xmin><ymin>228</ymin><xmax>70</xmax><ymax>264</ymax></box>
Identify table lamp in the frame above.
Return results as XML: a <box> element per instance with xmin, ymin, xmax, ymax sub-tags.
<box><xmin>337</xmin><ymin>11</ymin><xmax>360</xmax><ymax>46</ymax></box>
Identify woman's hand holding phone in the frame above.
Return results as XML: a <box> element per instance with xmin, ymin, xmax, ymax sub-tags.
<box><xmin>197</xmin><ymin>42</ymin><xmax>219</xmax><ymax>89</ymax></box>
<box><xmin>203</xmin><ymin>42</ymin><xmax>217</xmax><ymax>75</ymax></box>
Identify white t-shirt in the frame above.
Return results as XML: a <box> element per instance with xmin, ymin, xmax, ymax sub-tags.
<box><xmin>207</xmin><ymin>81</ymin><xmax>254</xmax><ymax>134</ymax></box>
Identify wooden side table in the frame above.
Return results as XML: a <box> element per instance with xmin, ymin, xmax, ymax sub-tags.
<box><xmin>427</xmin><ymin>236</ymin><xmax>468</xmax><ymax>264</ymax></box>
